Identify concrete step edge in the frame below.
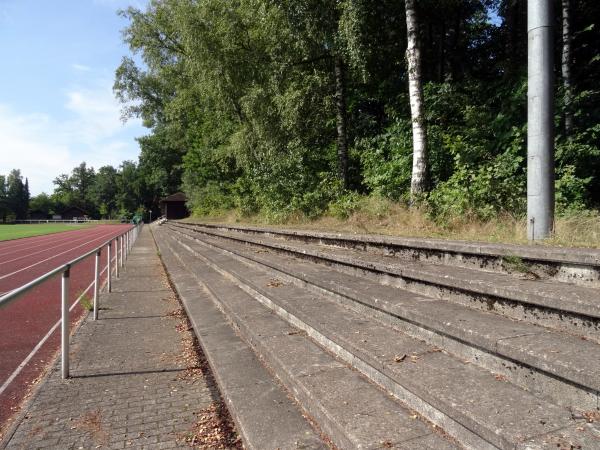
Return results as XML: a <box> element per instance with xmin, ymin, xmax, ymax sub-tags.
<box><xmin>170</xmin><ymin>223</ymin><xmax>600</xmax><ymax>340</ymax></box>
<box><xmin>184</xmin><ymin>222</ymin><xmax>600</xmax><ymax>268</ymax></box>
<box><xmin>153</xmin><ymin>229</ymin><xmax>328</xmax><ymax>450</ymax></box>
<box><xmin>169</xmin><ymin>230</ymin><xmax>590</xmax><ymax>450</ymax></box>
<box><xmin>159</xmin><ymin>230</ymin><xmax>461</xmax><ymax>450</ymax></box>
<box><xmin>173</xmin><ymin>223</ymin><xmax>600</xmax><ymax>319</ymax></box>
<box><xmin>170</xmin><ymin>226</ymin><xmax>600</xmax><ymax>411</ymax></box>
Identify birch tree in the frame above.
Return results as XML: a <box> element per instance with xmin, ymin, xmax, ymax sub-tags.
<box><xmin>405</xmin><ymin>0</ymin><xmax>428</xmax><ymax>201</ymax></box>
<box><xmin>561</xmin><ymin>0</ymin><xmax>573</xmax><ymax>137</ymax></box>
<box><xmin>334</xmin><ymin>56</ymin><xmax>349</xmax><ymax>188</ymax></box>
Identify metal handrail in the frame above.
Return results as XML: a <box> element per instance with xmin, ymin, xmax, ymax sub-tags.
<box><xmin>0</xmin><ymin>222</ymin><xmax>144</xmax><ymax>379</ymax></box>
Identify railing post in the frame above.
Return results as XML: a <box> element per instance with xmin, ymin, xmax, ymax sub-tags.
<box><xmin>107</xmin><ymin>241</ymin><xmax>112</xmax><ymax>293</ymax></box>
<box><xmin>61</xmin><ymin>267</ymin><xmax>70</xmax><ymax>379</ymax></box>
<box><xmin>120</xmin><ymin>234</ymin><xmax>124</xmax><ymax>268</ymax></box>
<box><xmin>115</xmin><ymin>236</ymin><xmax>119</xmax><ymax>279</ymax></box>
<box><xmin>93</xmin><ymin>250</ymin><xmax>100</xmax><ymax>321</ymax></box>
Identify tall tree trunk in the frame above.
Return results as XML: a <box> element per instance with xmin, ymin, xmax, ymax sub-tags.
<box><xmin>438</xmin><ymin>20</ymin><xmax>446</xmax><ymax>82</ymax></box>
<box><xmin>334</xmin><ymin>55</ymin><xmax>349</xmax><ymax>189</ymax></box>
<box><xmin>405</xmin><ymin>0</ymin><xmax>428</xmax><ymax>201</ymax></box>
<box><xmin>504</xmin><ymin>0</ymin><xmax>523</xmax><ymax>77</ymax></box>
<box><xmin>561</xmin><ymin>0</ymin><xmax>573</xmax><ymax>137</ymax></box>
<box><xmin>449</xmin><ymin>7</ymin><xmax>462</xmax><ymax>81</ymax></box>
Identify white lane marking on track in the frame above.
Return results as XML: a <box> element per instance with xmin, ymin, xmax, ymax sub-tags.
<box><xmin>0</xmin><ymin>230</ymin><xmax>122</xmax><ymax>281</ymax></box>
<box><xmin>0</xmin><ymin>257</ymin><xmax>116</xmax><ymax>397</ymax></box>
<box><xmin>0</xmin><ymin>230</ymin><xmax>114</xmax><ymax>266</ymax></box>
<box><xmin>0</xmin><ymin>228</ymin><xmax>104</xmax><ymax>260</ymax></box>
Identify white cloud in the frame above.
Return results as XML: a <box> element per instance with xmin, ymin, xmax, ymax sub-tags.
<box><xmin>0</xmin><ymin>80</ymin><xmax>144</xmax><ymax>195</ymax></box>
<box><xmin>64</xmin><ymin>81</ymin><xmax>135</xmax><ymax>145</ymax></box>
<box><xmin>72</xmin><ymin>63</ymin><xmax>92</xmax><ymax>72</ymax></box>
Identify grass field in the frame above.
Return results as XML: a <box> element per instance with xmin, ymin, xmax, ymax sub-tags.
<box><xmin>0</xmin><ymin>224</ymin><xmax>93</xmax><ymax>241</ymax></box>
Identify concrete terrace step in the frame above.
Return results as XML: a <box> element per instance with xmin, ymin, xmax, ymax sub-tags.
<box><xmin>171</xmin><ymin>223</ymin><xmax>600</xmax><ymax>341</ymax></box>
<box><xmin>192</xmin><ymin>222</ymin><xmax>600</xmax><ymax>287</ymax></box>
<box><xmin>155</xmin><ymin>227</ymin><xmax>459</xmax><ymax>450</ymax></box>
<box><xmin>152</xmin><ymin>229</ymin><xmax>327</xmax><ymax>450</ymax></box>
<box><xmin>161</xmin><ymin>226</ymin><xmax>600</xmax><ymax>450</ymax></box>
<box><xmin>168</xmin><ymin>225</ymin><xmax>600</xmax><ymax>411</ymax></box>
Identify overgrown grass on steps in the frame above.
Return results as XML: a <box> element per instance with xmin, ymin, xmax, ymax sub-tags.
<box><xmin>184</xmin><ymin>197</ymin><xmax>600</xmax><ymax>250</ymax></box>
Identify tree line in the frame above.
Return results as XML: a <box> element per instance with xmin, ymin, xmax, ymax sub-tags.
<box><xmin>4</xmin><ymin>1</ymin><xmax>598</xmax><ymax>225</ymax></box>
<box><xmin>0</xmin><ymin>170</ymin><xmax>30</xmax><ymax>222</ymax></box>
<box><xmin>0</xmin><ymin>161</ymin><xmax>159</xmax><ymax>222</ymax></box>
<box><xmin>112</xmin><ymin>0</ymin><xmax>599</xmax><ymax>223</ymax></box>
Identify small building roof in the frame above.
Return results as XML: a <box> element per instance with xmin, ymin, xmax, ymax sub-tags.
<box><xmin>160</xmin><ymin>192</ymin><xmax>187</xmax><ymax>203</ymax></box>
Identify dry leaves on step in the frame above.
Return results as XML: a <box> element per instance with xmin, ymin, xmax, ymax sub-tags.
<box><xmin>583</xmin><ymin>410</ymin><xmax>600</xmax><ymax>423</ymax></box>
<box><xmin>267</xmin><ymin>278</ymin><xmax>284</xmax><ymax>288</ymax></box>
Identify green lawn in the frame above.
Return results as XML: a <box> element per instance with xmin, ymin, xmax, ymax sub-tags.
<box><xmin>0</xmin><ymin>224</ymin><xmax>94</xmax><ymax>241</ymax></box>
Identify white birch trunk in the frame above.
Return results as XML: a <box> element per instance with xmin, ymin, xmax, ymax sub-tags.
<box><xmin>405</xmin><ymin>0</ymin><xmax>428</xmax><ymax>200</ymax></box>
<box><xmin>335</xmin><ymin>56</ymin><xmax>349</xmax><ymax>188</ymax></box>
<box><xmin>561</xmin><ymin>0</ymin><xmax>573</xmax><ymax>137</ymax></box>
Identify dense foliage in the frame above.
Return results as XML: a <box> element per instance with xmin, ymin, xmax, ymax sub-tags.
<box><xmin>1</xmin><ymin>162</ymin><xmax>154</xmax><ymax>222</ymax></box>
<box><xmin>0</xmin><ymin>170</ymin><xmax>30</xmax><ymax>222</ymax></box>
<box><xmin>112</xmin><ymin>0</ymin><xmax>599</xmax><ymax>222</ymax></box>
<box><xmin>5</xmin><ymin>1</ymin><xmax>599</xmax><ymax>224</ymax></box>
<box><xmin>47</xmin><ymin>161</ymin><xmax>154</xmax><ymax>220</ymax></box>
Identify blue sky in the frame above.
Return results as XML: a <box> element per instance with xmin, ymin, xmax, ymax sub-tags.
<box><xmin>0</xmin><ymin>0</ymin><xmax>148</xmax><ymax>195</ymax></box>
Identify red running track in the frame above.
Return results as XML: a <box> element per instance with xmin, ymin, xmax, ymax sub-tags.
<box><xmin>0</xmin><ymin>224</ymin><xmax>132</xmax><ymax>433</ymax></box>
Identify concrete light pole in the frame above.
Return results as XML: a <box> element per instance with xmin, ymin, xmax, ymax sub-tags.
<box><xmin>527</xmin><ymin>0</ymin><xmax>555</xmax><ymax>241</ymax></box>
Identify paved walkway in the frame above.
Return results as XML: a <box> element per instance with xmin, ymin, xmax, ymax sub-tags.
<box><xmin>2</xmin><ymin>227</ymin><xmax>235</xmax><ymax>449</ymax></box>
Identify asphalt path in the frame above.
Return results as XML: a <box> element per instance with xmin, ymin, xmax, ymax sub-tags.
<box><xmin>0</xmin><ymin>224</ymin><xmax>132</xmax><ymax>434</ymax></box>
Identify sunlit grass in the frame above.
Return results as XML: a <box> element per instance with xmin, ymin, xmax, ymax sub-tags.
<box><xmin>0</xmin><ymin>223</ymin><xmax>93</xmax><ymax>241</ymax></box>
<box><xmin>186</xmin><ymin>198</ymin><xmax>600</xmax><ymax>250</ymax></box>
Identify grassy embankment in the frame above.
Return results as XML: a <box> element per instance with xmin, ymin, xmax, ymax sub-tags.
<box><xmin>0</xmin><ymin>224</ymin><xmax>94</xmax><ymax>241</ymax></box>
<box><xmin>185</xmin><ymin>197</ymin><xmax>600</xmax><ymax>250</ymax></box>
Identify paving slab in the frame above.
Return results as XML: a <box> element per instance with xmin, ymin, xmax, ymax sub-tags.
<box><xmin>1</xmin><ymin>227</ymin><xmax>232</xmax><ymax>450</ymax></box>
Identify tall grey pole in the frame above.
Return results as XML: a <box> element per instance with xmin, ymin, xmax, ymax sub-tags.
<box><xmin>93</xmin><ymin>250</ymin><xmax>100</xmax><ymax>321</ymax></box>
<box><xmin>115</xmin><ymin>237</ymin><xmax>119</xmax><ymax>279</ymax></box>
<box><xmin>107</xmin><ymin>242</ymin><xmax>112</xmax><ymax>293</ymax></box>
<box><xmin>61</xmin><ymin>268</ymin><xmax>70</xmax><ymax>379</ymax></box>
<box><xmin>527</xmin><ymin>0</ymin><xmax>555</xmax><ymax>241</ymax></box>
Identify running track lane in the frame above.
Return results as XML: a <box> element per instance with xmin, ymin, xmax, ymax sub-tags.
<box><xmin>0</xmin><ymin>225</ymin><xmax>132</xmax><ymax>434</ymax></box>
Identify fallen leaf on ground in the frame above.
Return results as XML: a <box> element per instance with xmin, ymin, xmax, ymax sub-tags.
<box><xmin>267</xmin><ymin>278</ymin><xmax>284</xmax><ymax>288</ymax></box>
